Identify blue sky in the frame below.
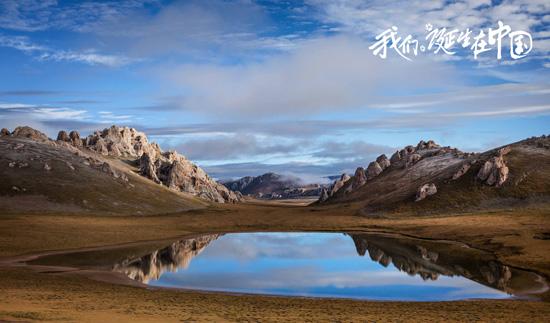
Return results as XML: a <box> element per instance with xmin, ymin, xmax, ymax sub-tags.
<box><xmin>0</xmin><ymin>0</ymin><xmax>549</xmax><ymax>181</ymax></box>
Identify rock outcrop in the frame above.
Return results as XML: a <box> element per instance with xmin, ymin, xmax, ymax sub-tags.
<box><xmin>376</xmin><ymin>154</ymin><xmax>391</xmax><ymax>170</ymax></box>
<box><xmin>79</xmin><ymin>126</ymin><xmax>159</xmax><ymax>158</ymax></box>
<box><xmin>11</xmin><ymin>126</ymin><xmax>49</xmax><ymax>141</ymax></box>
<box><xmin>52</xmin><ymin>125</ymin><xmax>242</xmax><ymax>203</ymax></box>
<box><xmin>1</xmin><ymin>128</ymin><xmax>11</xmax><ymax>137</ymax></box>
<box><xmin>416</xmin><ymin>140</ymin><xmax>440</xmax><ymax>150</ymax></box>
<box><xmin>415</xmin><ymin>183</ymin><xmax>437</xmax><ymax>201</ymax></box>
<box><xmin>477</xmin><ymin>147</ymin><xmax>510</xmax><ymax>187</ymax></box>
<box><xmin>366</xmin><ymin>161</ymin><xmax>383</xmax><ymax>180</ymax></box>
<box><xmin>331</xmin><ymin>173</ymin><xmax>350</xmax><ymax>195</ymax></box>
<box><xmin>57</xmin><ymin>130</ymin><xmax>70</xmax><ymax>142</ymax></box>
<box><xmin>138</xmin><ymin>148</ymin><xmax>240</xmax><ymax>203</ymax></box>
<box><xmin>390</xmin><ymin>140</ymin><xmax>449</xmax><ymax>167</ymax></box>
<box><xmin>69</xmin><ymin>130</ymin><xmax>82</xmax><ymax>147</ymax></box>
<box><xmin>350</xmin><ymin>167</ymin><xmax>367</xmax><ymax>190</ymax></box>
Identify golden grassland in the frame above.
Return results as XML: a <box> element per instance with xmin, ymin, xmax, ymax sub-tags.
<box><xmin>1</xmin><ymin>201</ymin><xmax>550</xmax><ymax>322</ymax></box>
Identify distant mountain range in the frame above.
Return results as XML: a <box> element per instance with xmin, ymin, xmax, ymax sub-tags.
<box><xmin>222</xmin><ymin>172</ymin><xmax>327</xmax><ymax>199</ymax></box>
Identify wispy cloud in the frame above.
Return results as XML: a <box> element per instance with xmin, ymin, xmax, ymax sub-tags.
<box><xmin>0</xmin><ymin>102</ymin><xmax>87</xmax><ymax>120</ymax></box>
<box><xmin>0</xmin><ymin>34</ymin><xmax>135</xmax><ymax>67</ymax></box>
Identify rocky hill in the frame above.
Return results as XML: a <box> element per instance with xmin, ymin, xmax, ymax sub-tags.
<box><xmin>318</xmin><ymin>136</ymin><xmax>550</xmax><ymax>215</ymax></box>
<box><xmin>0</xmin><ymin>125</ymin><xmax>241</xmax><ymax>215</ymax></box>
<box><xmin>222</xmin><ymin>172</ymin><xmax>326</xmax><ymax>199</ymax></box>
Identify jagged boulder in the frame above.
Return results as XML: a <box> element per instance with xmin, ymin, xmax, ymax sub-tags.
<box><xmin>139</xmin><ymin>149</ymin><xmax>239</xmax><ymax>203</ymax></box>
<box><xmin>366</xmin><ymin>161</ymin><xmax>383</xmax><ymax>179</ymax></box>
<box><xmin>12</xmin><ymin>126</ymin><xmax>48</xmax><ymax>141</ymax></box>
<box><xmin>390</xmin><ymin>150</ymin><xmax>401</xmax><ymax>163</ymax></box>
<box><xmin>330</xmin><ymin>173</ymin><xmax>350</xmax><ymax>196</ymax></box>
<box><xmin>376</xmin><ymin>154</ymin><xmax>391</xmax><ymax>170</ymax></box>
<box><xmin>0</xmin><ymin>128</ymin><xmax>10</xmax><ymax>137</ymax></box>
<box><xmin>81</xmin><ymin>126</ymin><xmax>158</xmax><ymax>158</ymax></box>
<box><xmin>415</xmin><ymin>183</ymin><xmax>437</xmax><ymax>201</ymax></box>
<box><xmin>57</xmin><ymin>130</ymin><xmax>70</xmax><ymax>142</ymax></box>
<box><xmin>351</xmin><ymin>167</ymin><xmax>367</xmax><ymax>189</ymax></box>
<box><xmin>139</xmin><ymin>152</ymin><xmax>161</xmax><ymax>183</ymax></box>
<box><xmin>477</xmin><ymin>153</ymin><xmax>509</xmax><ymax>187</ymax></box>
<box><xmin>416</xmin><ymin>140</ymin><xmax>440</xmax><ymax>150</ymax></box>
<box><xmin>69</xmin><ymin>130</ymin><xmax>82</xmax><ymax>146</ymax></box>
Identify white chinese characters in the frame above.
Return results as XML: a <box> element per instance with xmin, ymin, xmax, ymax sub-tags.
<box><xmin>369</xmin><ymin>21</ymin><xmax>532</xmax><ymax>61</ymax></box>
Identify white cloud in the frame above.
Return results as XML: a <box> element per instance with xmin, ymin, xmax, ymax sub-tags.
<box><xmin>160</xmin><ymin>35</ymin><xmax>550</xmax><ymax>122</ymax></box>
<box><xmin>31</xmin><ymin>107</ymin><xmax>87</xmax><ymax>120</ymax></box>
<box><xmin>163</xmin><ymin>36</ymin><xmax>458</xmax><ymax>119</ymax></box>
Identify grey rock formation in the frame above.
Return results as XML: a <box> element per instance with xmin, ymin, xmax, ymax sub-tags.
<box><xmin>477</xmin><ymin>151</ymin><xmax>509</xmax><ymax>187</ymax></box>
<box><xmin>332</xmin><ymin>173</ymin><xmax>350</xmax><ymax>195</ymax></box>
<box><xmin>415</xmin><ymin>183</ymin><xmax>437</xmax><ymax>201</ymax></box>
<box><xmin>57</xmin><ymin>130</ymin><xmax>70</xmax><ymax>142</ymax></box>
<box><xmin>55</xmin><ymin>125</ymin><xmax>240</xmax><ymax>203</ymax></box>
<box><xmin>416</xmin><ymin>140</ymin><xmax>440</xmax><ymax>150</ymax></box>
<box><xmin>390</xmin><ymin>150</ymin><xmax>402</xmax><ymax>163</ymax></box>
<box><xmin>0</xmin><ymin>128</ymin><xmax>9</xmax><ymax>137</ymax></box>
<box><xmin>139</xmin><ymin>152</ymin><xmax>161</xmax><ymax>183</ymax></box>
<box><xmin>69</xmin><ymin>130</ymin><xmax>82</xmax><ymax>146</ymax></box>
<box><xmin>351</xmin><ymin>167</ymin><xmax>367</xmax><ymax>189</ymax></box>
<box><xmin>12</xmin><ymin>126</ymin><xmax>48</xmax><ymax>141</ymax></box>
<box><xmin>376</xmin><ymin>154</ymin><xmax>391</xmax><ymax>170</ymax></box>
<box><xmin>366</xmin><ymin>161</ymin><xmax>383</xmax><ymax>179</ymax></box>
<box><xmin>81</xmin><ymin>126</ymin><xmax>158</xmax><ymax>158</ymax></box>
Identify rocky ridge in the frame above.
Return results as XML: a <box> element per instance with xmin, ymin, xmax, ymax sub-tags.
<box><xmin>3</xmin><ymin>125</ymin><xmax>240</xmax><ymax>203</ymax></box>
<box><xmin>318</xmin><ymin>138</ymin><xmax>516</xmax><ymax>206</ymax></box>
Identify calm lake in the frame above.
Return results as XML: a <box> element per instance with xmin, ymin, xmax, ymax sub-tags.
<box><xmin>109</xmin><ymin>232</ymin><xmax>545</xmax><ymax>301</ymax></box>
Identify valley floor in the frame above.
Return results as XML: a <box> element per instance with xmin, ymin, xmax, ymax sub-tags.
<box><xmin>1</xmin><ymin>203</ymin><xmax>549</xmax><ymax>322</ymax></box>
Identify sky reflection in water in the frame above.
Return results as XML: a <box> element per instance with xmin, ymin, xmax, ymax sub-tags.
<box><xmin>132</xmin><ymin>233</ymin><xmax>511</xmax><ymax>301</ymax></box>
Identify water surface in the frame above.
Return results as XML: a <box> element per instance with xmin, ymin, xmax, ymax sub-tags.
<box><xmin>111</xmin><ymin>232</ymin><xmax>545</xmax><ymax>301</ymax></box>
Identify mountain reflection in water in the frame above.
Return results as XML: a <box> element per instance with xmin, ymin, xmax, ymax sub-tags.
<box><xmin>113</xmin><ymin>234</ymin><xmax>220</xmax><ymax>283</ymax></box>
<box><xmin>112</xmin><ymin>232</ymin><xmax>546</xmax><ymax>301</ymax></box>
